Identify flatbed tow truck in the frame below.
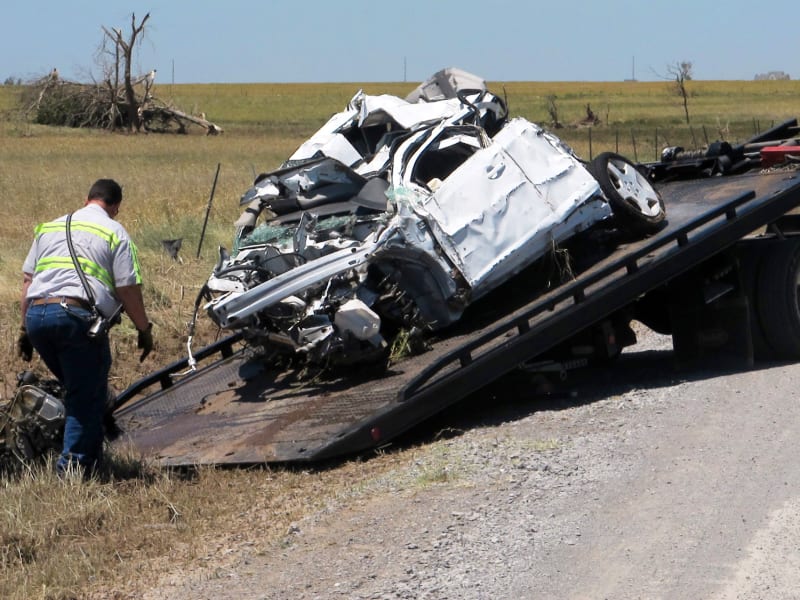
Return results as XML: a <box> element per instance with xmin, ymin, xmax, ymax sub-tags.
<box><xmin>111</xmin><ymin>124</ymin><xmax>800</xmax><ymax>467</ymax></box>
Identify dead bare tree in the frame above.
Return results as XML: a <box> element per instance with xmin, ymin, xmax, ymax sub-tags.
<box><xmin>668</xmin><ymin>61</ymin><xmax>693</xmax><ymax>125</ymax></box>
<box><xmin>579</xmin><ymin>103</ymin><xmax>600</xmax><ymax>127</ymax></box>
<box><xmin>21</xmin><ymin>12</ymin><xmax>222</xmax><ymax>135</ymax></box>
<box><xmin>100</xmin><ymin>12</ymin><xmax>150</xmax><ymax>132</ymax></box>
<box><xmin>545</xmin><ymin>95</ymin><xmax>562</xmax><ymax>129</ymax></box>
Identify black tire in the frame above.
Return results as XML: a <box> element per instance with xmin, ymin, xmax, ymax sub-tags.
<box><xmin>755</xmin><ymin>238</ymin><xmax>800</xmax><ymax>359</ymax></box>
<box><xmin>590</xmin><ymin>152</ymin><xmax>666</xmax><ymax>236</ymax></box>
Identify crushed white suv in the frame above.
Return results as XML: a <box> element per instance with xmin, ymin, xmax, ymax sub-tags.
<box><xmin>200</xmin><ymin>68</ymin><xmax>666</xmax><ymax>366</ymax></box>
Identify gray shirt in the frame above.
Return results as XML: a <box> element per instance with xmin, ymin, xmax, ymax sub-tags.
<box><xmin>23</xmin><ymin>204</ymin><xmax>142</xmax><ymax>318</ymax></box>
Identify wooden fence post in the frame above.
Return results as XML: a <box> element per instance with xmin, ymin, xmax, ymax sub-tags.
<box><xmin>654</xmin><ymin>128</ymin><xmax>658</xmax><ymax>161</ymax></box>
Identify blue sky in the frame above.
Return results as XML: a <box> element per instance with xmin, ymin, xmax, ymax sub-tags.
<box><xmin>2</xmin><ymin>0</ymin><xmax>798</xmax><ymax>84</ymax></box>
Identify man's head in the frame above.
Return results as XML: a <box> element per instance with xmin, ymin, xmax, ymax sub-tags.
<box><xmin>87</xmin><ymin>179</ymin><xmax>123</xmax><ymax>206</ymax></box>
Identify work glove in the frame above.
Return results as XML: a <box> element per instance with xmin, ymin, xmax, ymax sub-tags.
<box><xmin>137</xmin><ymin>323</ymin><xmax>154</xmax><ymax>362</ymax></box>
<box><xmin>17</xmin><ymin>327</ymin><xmax>33</xmax><ymax>362</ymax></box>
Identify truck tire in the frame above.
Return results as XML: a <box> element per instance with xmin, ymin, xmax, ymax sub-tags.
<box><xmin>755</xmin><ymin>238</ymin><xmax>800</xmax><ymax>359</ymax></box>
<box><xmin>590</xmin><ymin>152</ymin><xmax>666</xmax><ymax>236</ymax></box>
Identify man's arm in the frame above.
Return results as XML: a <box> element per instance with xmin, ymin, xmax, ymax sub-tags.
<box><xmin>21</xmin><ymin>272</ymin><xmax>33</xmax><ymax>324</ymax></box>
<box><xmin>18</xmin><ymin>273</ymin><xmax>34</xmax><ymax>361</ymax></box>
<box><xmin>115</xmin><ymin>284</ymin><xmax>150</xmax><ymax>331</ymax></box>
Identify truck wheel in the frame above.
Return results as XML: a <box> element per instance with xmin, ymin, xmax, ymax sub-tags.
<box><xmin>590</xmin><ymin>152</ymin><xmax>666</xmax><ymax>236</ymax></box>
<box><xmin>755</xmin><ymin>238</ymin><xmax>800</xmax><ymax>359</ymax></box>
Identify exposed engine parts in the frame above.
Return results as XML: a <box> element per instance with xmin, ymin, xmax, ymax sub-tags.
<box><xmin>0</xmin><ymin>372</ymin><xmax>65</xmax><ymax>469</ymax></box>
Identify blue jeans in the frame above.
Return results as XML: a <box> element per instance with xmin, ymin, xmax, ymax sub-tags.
<box><xmin>26</xmin><ymin>302</ymin><xmax>111</xmax><ymax>473</ymax></box>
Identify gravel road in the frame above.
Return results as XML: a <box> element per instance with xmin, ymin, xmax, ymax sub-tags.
<box><xmin>142</xmin><ymin>329</ymin><xmax>800</xmax><ymax>599</ymax></box>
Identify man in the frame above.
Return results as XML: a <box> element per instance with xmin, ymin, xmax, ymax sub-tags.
<box><xmin>17</xmin><ymin>178</ymin><xmax>154</xmax><ymax>476</ymax></box>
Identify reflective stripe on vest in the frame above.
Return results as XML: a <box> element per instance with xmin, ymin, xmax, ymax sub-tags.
<box><xmin>34</xmin><ymin>220</ymin><xmax>123</xmax><ymax>250</ymax></box>
<box><xmin>34</xmin><ymin>256</ymin><xmax>115</xmax><ymax>290</ymax></box>
<box><xmin>129</xmin><ymin>239</ymin><xmax>143</xmax><ymax>284</ymax></box>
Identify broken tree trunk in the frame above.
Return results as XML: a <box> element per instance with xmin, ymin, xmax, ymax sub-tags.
<box><xmin>151</xmin><ymin>106</ymin><xmax>223</xmax><ymax>135</ymax></box>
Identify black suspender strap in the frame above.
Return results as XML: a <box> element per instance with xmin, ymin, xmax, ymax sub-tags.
<box><xmin>65</xmin><ymin>212</ymin><xmax>99</xmax><ymax>316</ymax></box>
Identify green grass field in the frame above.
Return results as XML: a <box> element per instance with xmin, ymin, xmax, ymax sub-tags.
<box><xmin>0</xmin><ymin>77</ymin><xmax>799</xmax><ymax>598</ymax></box>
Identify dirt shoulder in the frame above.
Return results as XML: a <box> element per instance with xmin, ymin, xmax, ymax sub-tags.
<box><xmin>138</xmin><ymin>330</ymin><xmax>800</xmax><ymax>599</ymax></box>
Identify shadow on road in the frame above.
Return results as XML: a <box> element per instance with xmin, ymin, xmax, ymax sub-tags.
<box><xmin>387</xmin><ymin>345</ymin><xmax>795</xmax><ymax>450</ymax></box>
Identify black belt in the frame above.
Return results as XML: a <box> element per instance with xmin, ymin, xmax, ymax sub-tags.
<box><xmin>30</xmin><ymin>297</ymin><xmax>92</xmax><ymax>311</ymax></box>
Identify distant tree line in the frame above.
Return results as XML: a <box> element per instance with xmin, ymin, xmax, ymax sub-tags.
<box><xmin>754</xmin><ymin>71</ymin><xmax>791</xmax><ymax>80</ymax></box>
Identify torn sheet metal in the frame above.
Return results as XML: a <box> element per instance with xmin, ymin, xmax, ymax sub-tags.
<box><xmin>405</xmin><ymin>67</ymin><xmax>488</xmax><ymax>103</ymax></box>
<box><xmin>396</xmin><ymin>118</ymin><xmax>609</xmax><ymax>294</ymax></box>
<box><xmin>290</xmin><ymin>84</ymin><xmax>507</xmax><ymax>170</ymax></box>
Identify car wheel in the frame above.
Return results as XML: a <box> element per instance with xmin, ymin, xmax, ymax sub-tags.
<box><xmin>754</xmin><ymin>238</ymin><xmax>800</xmax><ymax>359</ymax></box>
<box><xmin>591</xmin><ymin>152</ymin><xmax>666</xmax><ymax>236</ymax></box>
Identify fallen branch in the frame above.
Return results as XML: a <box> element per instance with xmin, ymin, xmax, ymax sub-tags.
<box><xmin>149</xmin><ymin>105</ymin><xmax>223</xmax><ymax>135</ymax></box>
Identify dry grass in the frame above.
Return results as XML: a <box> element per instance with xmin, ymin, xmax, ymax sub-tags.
<box><xmin>1</xmin><ymin>77</ymin><xmax>799</xmax><ymax>598</ymax></box>
<box><xmin>0</xmin><ymin>447</ymin><xmax>420</xmax><ymax>599</ymax></box>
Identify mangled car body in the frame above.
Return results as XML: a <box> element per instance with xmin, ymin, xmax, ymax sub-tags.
<box><xmin>202</xmin><ymin>68</ymin><xmax>666</xmax><ymax>366</ymax></box>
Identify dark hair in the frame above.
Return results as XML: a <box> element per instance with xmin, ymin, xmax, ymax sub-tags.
<box><xmin>87</xmin><ymin>179</ymin><xmax>123</xmax><ymax>205</ymax></box>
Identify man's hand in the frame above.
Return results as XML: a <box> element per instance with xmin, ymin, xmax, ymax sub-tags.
<box><xmin>17</xmin><ymin>327</ymin><xmax>33</xmax><ymax>362</ymax></box>
<box><xmin>137</xmin><ymin>323</ymin><xmax>153</xmax><ymax>362</ymax></box>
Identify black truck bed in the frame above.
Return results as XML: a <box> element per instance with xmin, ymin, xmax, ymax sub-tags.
<box><xmin>113</xmin><ymin>169</ymin><xmax>800</xmax><ymax>466</ymax></box>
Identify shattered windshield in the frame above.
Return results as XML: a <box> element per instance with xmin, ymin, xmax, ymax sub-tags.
<box><xmin>236</xmin><ymin>213</ymin><xmax>388</xmax><ymax>254</ymax></box>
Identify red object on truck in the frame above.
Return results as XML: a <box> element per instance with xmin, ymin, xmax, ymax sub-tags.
<box><xmin>761</xmin><ymin>146</ymin><xmax>800</xmax><ymax>167</ymax></box>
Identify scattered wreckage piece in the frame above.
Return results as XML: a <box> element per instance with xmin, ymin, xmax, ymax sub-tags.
<box><xmin>0</xmin><ymin>373</ymin><xmax>65</xmax><ymax>470</ymax></box>
<box><xmin>0</xmin><ymin>372</ymin><xmax>123</xmax><ymax>472</ymax></box>
<box><xmin>650</xmin><ymin>118</ymin><xmax>800</xmax><ymax>180</ymax></box>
